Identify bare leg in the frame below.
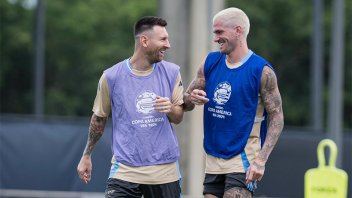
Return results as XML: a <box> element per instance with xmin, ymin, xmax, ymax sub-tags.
<box><xmin>223</xmin><ymin>187</ymin><xmax>252</xmax><ymax>198</ymax></box>
<box><xmin>204</xmin><ymin>194</ymin><xmax>219</xmax><ymax>198</ymax></box>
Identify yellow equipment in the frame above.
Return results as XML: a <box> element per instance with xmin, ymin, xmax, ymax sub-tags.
<box><xmin>304</xmin><ymin>139</ymin><xmax>348</xmax><ymax>198</ymax></box>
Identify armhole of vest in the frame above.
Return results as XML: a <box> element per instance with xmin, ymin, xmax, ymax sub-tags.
<box><xmin>256</xmin><ymin>66</ymin><xmax>263</xmax><ymax>95</ymax></box>
<box><xmin>103</xmin><ymin>71</ymin><xmax>112</xmax><ymax>98</ymax></box>
<box><xmin>260</xmin><ymin>110</ymin><xmax>268</xmax><ymax>147</ymax></box>
<box><xmin>266</xmin><ymin>63</ymin><xmax>275</xmax><ymax>75</ymax></box>
<box><xmin>171</xmin><ymin>65</ymin><xmax>180</xmax><ymax>93</ymax></box>
<box><xmin>104</xmin><ymin>65</ymin><xmax>118</xmax><ymax>97</ymax></box>
<box><xmin>161</xmin><ymin>62</ymin><xmax>179</xmax><ymax>93</ymax></box>
<box><xmin>204</xmin><ymin>52</ymin><xmax>222</xmax><ymax>78</ymax></box>
<box><xmin>204</xmin><ymin>54</ymin><xmax>211</xmax><ymax>78</ymax></box>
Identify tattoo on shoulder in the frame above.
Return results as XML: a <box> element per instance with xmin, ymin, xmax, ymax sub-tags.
<box><xmin>261</xmin><ymin>67</ymin><xmax>282</xmax><ymax>114</ymax></box>
<box><xmin>262</xmin><ymin>67</ymin><xmax>277</xmax><ymax>92</ymax></box>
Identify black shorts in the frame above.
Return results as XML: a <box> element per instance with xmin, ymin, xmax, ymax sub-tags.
<box><xmin>203</xmin><ymin>173</ymin><xmax>253</xmax><ymax>197</ymax></box>
<box><xmin>105</xmin><ymin>178</ymin><xmax>181</xmax><ymax>198</ymax></box>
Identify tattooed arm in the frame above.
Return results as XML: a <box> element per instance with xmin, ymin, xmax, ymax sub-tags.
<box><xmin>183</xmin><ymin>59</ymin><xmax>209</xmax><ymax>111</ymax></box>
<box><xmin>245</xmin><ymin>66</ymin><xmax>284</xmax><ymax>184</ymax></box>
<box><xmin>77</xmin><ymin>114</ymin><xmax>107</xmax><ymax>184</ymax></box>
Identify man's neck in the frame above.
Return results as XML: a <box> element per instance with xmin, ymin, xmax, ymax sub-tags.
<box><xmin>226</xmin><ymin>44</ymin><xmax>249</xmax><ymax>64</ymax></box>
<box><xmin>130</xmin><ymin>53</ymin><xmax>153</xmax><ymax>71</ymax></box>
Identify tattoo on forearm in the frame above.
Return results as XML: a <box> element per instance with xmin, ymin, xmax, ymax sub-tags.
<box><xmin>253</xmin><ymin>161</ymin><xmax>265</xmax><ymax>172</ymax></box>
<box><xmin>183</xmin><ymin>66</ymin><xmax>206</xmax><ymax>111</ymax></box>
<box><xmin>224</xmin><ymin>187</ymin><xmax>252</xmax><ymax>198</ymax></box>
<box><xmin>83</xmin><ymin>115</ymin><xmax>107</xmax><ymax>155</ymax></box>
<box><xmin>259</xmin><ymin>67</ymin><xmax>284</xmax><ymax>162</ymax></box>
<box><xmin>195</xmin><ymin>67</ymin><xmax>206</xmax><ymax>90</ymax></box>
<box><xmin>185</xmin><ymin>71</ymin><xmax>206</xmax><ymax>95</ymax></box>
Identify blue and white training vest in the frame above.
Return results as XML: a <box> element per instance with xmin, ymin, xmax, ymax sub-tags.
<box><xmin>203</xmin><ymin>51</ymin><xmax>272</xmax><ymax>159</ymax></box>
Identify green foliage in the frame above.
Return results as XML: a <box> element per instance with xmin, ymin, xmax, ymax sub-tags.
<box><xmin>226</xmin><ymin>0</ymin><xmax>351</xmax><ymax>128</ymax></box>
<box><xmin>1</xmin><ymin>0</ymin><xmax>157</xmax><ymax>116</ymax></box>
<box><xmin>44</xmin><ymin>0</ymin><xmax>157</xmax><ymax>116</ymax></box>
<box><xmin>1</xmin><ymin>0</ymin><xmax>350</xmax><ymax>128</ymax></box>
<box><xmin>0</xmin><ymin>0</ymin><xmax>35</xmax><ymax>114</ymax></box>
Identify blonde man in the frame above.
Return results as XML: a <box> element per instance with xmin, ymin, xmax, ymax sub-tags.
<box><xmin>183</xmin><ymin>8</ymin><xmax>284</xmax><ymax>198</ymax></box>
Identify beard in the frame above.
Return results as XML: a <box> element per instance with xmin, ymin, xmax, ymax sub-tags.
<box><xmin>149</xmin><ymin>55</ymin><xmax>161</xmax><ymax>64</ymax></box>
<box><xmin>219</xmin><ymin>42</ymin><xmax>235</xmax><ymax>54</ymax></box>
<box><xmin>146</xmin><ymin>49</ymin><xmax>165</xmax><ymax>64</ymax></box>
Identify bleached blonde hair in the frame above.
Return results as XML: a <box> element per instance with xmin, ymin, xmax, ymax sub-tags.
<box><xmin>213</xmin><ymin>7</ymin><xmax>250</xmax><ymax>38</ymax></box>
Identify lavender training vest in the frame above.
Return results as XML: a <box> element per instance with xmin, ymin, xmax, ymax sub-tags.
<box><xmin>104</xmin><ymin>59</ymin><xmax>180</xmax><ymax>166</ymax></box>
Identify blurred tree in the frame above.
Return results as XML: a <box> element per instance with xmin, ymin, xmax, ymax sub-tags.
<box><xmin>323</xmin><ymin>0</ymin><xmax>352</xmax><ymax>131</ymax></box>
<box><xmin>44</xmin><ymin>0</ymin><xmax>156</xmax><ymax>115</ymax></box>
<box><xmin>0</xmin><ymin>0</ymin><xmax>351</xmax><ymax>129</ymax></box>
<box><xmin>226</xmin><ymin>0</ymin><xmax>351</xmax><ymax>129</ymax></box>
<box><xmin>0</xmin><ymin>0</ymin><xmax>35</xmax><ymax>114</ymax></box>
<box><xmin>0</xmin><ymin>0</ymin><xmax>157</xmax><ymax>116</ymax></box>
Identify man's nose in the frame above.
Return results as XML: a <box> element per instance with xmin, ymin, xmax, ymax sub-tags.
<box><xmin>213</xmin><ymin>35</ymin><xmax>219</xmax><ymax>42</ymax></box>
<box><xmin>165</xmin><ymin>40</ymin><xmax>171</xmax><ymax>48</ymax></box>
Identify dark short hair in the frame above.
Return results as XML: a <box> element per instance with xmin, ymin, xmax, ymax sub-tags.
<box><xmin>134</xmin><ymin>16</ymin><xmax>167</xmax><ymax>36</ymax></box>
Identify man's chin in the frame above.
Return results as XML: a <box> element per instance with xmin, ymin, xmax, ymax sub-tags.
<box><xmin>157</xmin><ymin>56</ymin><xmax>164</xmax><ymax>62</ymax></box>
<box><xmin>151</xmin><ymin>58</ymin><xmax>162</xmax><ymax>64</ymax></box>
<box><xmin>219</xmin><ymin>49</ymin><xmax>227</xmax><ymax>54</ymax></box>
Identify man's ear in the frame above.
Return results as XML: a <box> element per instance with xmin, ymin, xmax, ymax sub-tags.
<box><xmin>140</xmin><ymin>35</ymin><xmax>148</xmax><ymax>48</ymax></box>
<box><xmin>234</xmin><ymin>26</ymin><xmax>242</xmax><ymax>37</ymax></box>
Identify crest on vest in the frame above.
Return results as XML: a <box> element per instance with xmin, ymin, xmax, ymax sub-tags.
<box><xmin>135</xmin><ymin>91</ymin><xmax>156</xmax><ymax>114</ymax></box>
<box><xmin>213</xmin><ymin>81</ymin><xmax>232</xmax><ymax>105</ymax></box>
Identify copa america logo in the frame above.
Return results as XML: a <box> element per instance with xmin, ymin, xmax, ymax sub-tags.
<box><xmin>213</xmin><ymin>82</ymin><xmax>232</xmax><ymax>105</ymax></box>
<box><xmin>135</xmin><ymin>91</ymin><xmax>156</xmax><ymax>114</ymax></box>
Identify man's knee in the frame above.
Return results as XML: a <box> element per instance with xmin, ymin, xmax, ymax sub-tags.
<box><xmin>223</xmin><ymin>187</ymin><xmax>252</xmax><ymax>198</ymax></box>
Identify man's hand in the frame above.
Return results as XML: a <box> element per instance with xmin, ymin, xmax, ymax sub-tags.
<box><xmin>154</xmin><ymin>96</ymin><xmax>184</xmax><ymax>124</ymax></box>
<box><xmin>245</xmin><ymin>158</ymin><xmax>265</xmax><ymax>184</ymax></box>
<box><xmin>77</xmin><ymin>155</ymin><xmax>92</xmax><ymax>184</ymax></box>
<box><xmin>189</xmin><ymin>89</ymin><xmax>209</xmax><ymax>105</ymax></box>
<box><xmin>154</xmin><ymin>96</ymin><xmax>172</xmax><ymax>113</ymax></box>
